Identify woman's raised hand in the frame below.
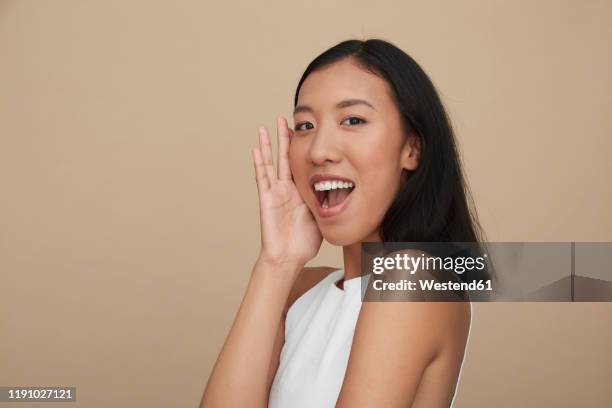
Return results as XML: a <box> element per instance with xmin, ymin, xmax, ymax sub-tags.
<box><xmin>252</xmin><ymin>117</ymin><xmax>323</xmax><ymax>267</ymax></box>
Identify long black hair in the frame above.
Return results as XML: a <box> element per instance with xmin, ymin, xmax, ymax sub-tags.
<box><xmin>293</xmin><ymin>39</ymin><xmax>491</xmax><ymax>285</ymax></box>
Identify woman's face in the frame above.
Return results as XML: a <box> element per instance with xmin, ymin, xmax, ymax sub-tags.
<box><xmin>289</xmin><ymin>58</ymin><xmax>419</xmax><ymax>246</ymax></box>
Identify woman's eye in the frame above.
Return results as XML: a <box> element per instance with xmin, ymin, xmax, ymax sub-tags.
<box><xmin>295</xmin><ymin>122</ymin><xmax>314</xmax><ymax>131</ymax></box>
<box><xmin>342</xmin><ymin>117</ymin><xmax>366</xmax><ymax>126</ymax></box>
<box><xmin>295</xmin><ymin>117</ymin><xmax>365</xmax><ymax>131</ymax></box>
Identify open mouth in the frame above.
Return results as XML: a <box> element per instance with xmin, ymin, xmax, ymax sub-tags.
<box><xmin>312</xmin><ymin>180</ymin><xmax>356</xmax><ymax>209</ymax></box>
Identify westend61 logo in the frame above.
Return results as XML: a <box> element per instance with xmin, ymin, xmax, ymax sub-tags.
<box><xmin>369</xmin><ymin>252</ymin><xmax>492</xmax><ymax>294</ymax></box>
<box><xmin>360</xmin><ymin>242</ymin><xmax>612</xmax><ymax>302</ymax></box>
<box><xmin>371</xmin><ymin>252</ymin><xmax>488</xmax><ymax>275</ymax></box>
<box><xmin>368</xmin><ymin>252</ymin><xmax>493</xmax><ymax>295</ymax></box>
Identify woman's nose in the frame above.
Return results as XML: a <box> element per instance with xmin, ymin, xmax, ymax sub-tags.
<box><xmin>308</xmin><ymin>126</ymin><xmax>342</xmax><ymax>165</ymax></box>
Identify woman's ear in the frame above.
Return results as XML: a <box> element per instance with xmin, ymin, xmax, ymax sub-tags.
<box><xmin>400</xmin><ymin>132</ymin><xmax>421</xmax><ymax>171</ymax></box>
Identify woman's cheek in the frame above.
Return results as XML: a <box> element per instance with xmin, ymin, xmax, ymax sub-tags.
<box><xmin>300</xmin><ymin>183</ymin><xmax>314</xmax><ymax>209</ymax></box>
<box><xmin>364</xmin><ymin>181</ymin><xmax>394</xmax><ymax>216</ymax></box>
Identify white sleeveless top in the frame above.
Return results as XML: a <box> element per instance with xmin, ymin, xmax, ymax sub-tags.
<box><xmin>268</xmin><ymin>269</ymin><xmax>364</xmax><ymax>408</ymax></box>
<box><xmin>268</xmin><ymin>268</ymin><xmax>473</xmax><ymax>407</ymax></box>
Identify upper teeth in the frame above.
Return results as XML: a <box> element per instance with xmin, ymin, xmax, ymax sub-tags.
<box><xmin>314</xmin><ymin>180</ymin><xmax>354</xmax><ymax>191</ymax></box>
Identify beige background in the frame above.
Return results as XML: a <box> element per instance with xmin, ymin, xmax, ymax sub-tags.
<box><xmin>1</xmin><ymin>0</ymin><xmax>610</xmax><ymax>407</ymax></box>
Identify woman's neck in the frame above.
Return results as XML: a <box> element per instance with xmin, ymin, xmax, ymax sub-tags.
<box><xmin>342</xmin><ymin>231</ymin><xmax>382</xmax><ymax>280</ymax></box>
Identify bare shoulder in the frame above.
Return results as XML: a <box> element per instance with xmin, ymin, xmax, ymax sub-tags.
<box><xmin>282</xmin><ymin>266</ymin><xmax>339</xmax><ymax>317</ymax></box>
<box><xmin>337</xmin><ymin>301</ymin><xmax>471</xmax><ymax>407</ymax></box>
<box><xmin>357</xmin><ymin>300</ymin><xmax>471</xmax><ymax>352</ymax></box>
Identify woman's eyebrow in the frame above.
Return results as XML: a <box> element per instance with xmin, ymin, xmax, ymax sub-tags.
<box><xmin>293</xmin><ymin>98</ymin><xmax>376</xmax><ymax>115</ymax></box>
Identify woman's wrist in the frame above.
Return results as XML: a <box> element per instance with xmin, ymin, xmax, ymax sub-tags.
<box><xmin>254</xmin><ymin>254</ymin><xmax>304</xmax><ymax>282</ymax></box>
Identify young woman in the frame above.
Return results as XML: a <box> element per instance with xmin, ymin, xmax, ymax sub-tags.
<box><xmin>200</xmin><ymin>38</ymin><xmax>487</xmax><ymax>408</ymax></box>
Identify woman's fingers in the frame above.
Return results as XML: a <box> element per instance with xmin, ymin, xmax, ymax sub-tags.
<box><xmin>254</xmin><ymin>118</ymin><xmax>291</xmax><ymax>193</ymax></box>
<box><xmin>252</xmin><ymin>147</ymin><xmax>270</xmax><ymax>192</ymax></box>
<box><xmin>277</xmin><ymin>117</ymin><xmax>291</xmax><ymax>181</ymax></box>
<box><xmin>258</xmin><ymin>126</ymin><xmax>277</xmax><ymax>184</ymax></box>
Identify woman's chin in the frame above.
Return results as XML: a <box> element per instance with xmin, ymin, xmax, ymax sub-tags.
<box><xmin>319</xmin><ymin>226</ymin><xmax>361</xmax><ymax>247</ymax></box>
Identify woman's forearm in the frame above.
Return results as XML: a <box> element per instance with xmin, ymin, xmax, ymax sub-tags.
<box><xmin>200</xmin><ymin>257</ymin><xmax>303</xmax><ymax>408</ymax></box>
